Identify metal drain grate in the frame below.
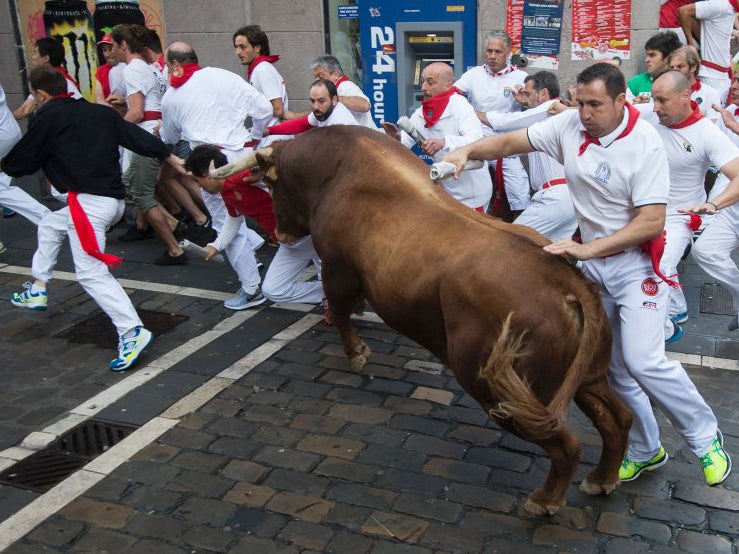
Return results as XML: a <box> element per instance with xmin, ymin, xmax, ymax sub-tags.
<box><xmin>0</xmin><ymin>419</ymin><xmax>139</xmax><ymax>493</ymax></box>
<box><xmin>55</xmin><ymin>309</ymin><xmax>188</xmax><ymax>347</ymax></box>
<box><xmin>700</xmin><ymin>283</ymin><xmax>737</xmax><ymax>316</ymax></box>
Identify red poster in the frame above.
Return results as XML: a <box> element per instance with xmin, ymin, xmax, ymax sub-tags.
<box><xmin>571</xmin><ymin>0</ymin><xmax>631</xmax><ymax>61</ymax></box>
<box><xmin>506</xmin><ymin>0</ymin><xmax>525</xmax><ymax>53</ymax></box>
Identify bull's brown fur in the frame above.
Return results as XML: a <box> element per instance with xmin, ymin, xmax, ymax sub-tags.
<box><xmin>245</xmin><ymin>126</ymin><xmax>632</xmax><ymax>515</ymax></box>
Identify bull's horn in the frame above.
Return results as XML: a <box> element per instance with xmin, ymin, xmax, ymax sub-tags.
<box><xmin>209</xmin><ymin>147</ymin><xmax>273</xmax><ymax>179</ymax></box>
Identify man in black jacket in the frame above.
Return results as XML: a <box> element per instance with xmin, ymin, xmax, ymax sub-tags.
<box><xmin>1</xmin><ymin>66</ymin><xmax>184</xmax><ymax>371</ymax></box>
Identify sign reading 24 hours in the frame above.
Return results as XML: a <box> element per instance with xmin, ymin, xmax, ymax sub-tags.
<box><xmin>370</xmin><ymin>25</ymin><xmax>395</xmax><ymax>123</ymax></box>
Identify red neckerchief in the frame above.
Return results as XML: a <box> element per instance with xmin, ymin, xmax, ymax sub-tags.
<box><xmin>335</xmin><ymin>75</ymin><xmax>349</xmax><ymax>87</ymax></box>
<box><xmin>690</xmin><ymin>78</ymin><xmax>701</xmax><ymax>93</ymax></box>
<box><xmin>639</xmin><ymin>231</ymin><xmax>680</xmax><ymax>288</ymax></box>
<box><xmin>729</xmin><ymin>0</ymin><xmax>739</xmax><ymax>12</ymax></box>
<box><xmin>170</xmin><ymin>64</ymin><xmax>201</xmax><ymax>88</ymax></box>
<box><xmin>734</xmin><ymin>107</ymin><xmax>739</xmax><ymax>116</ymax></box>
<box><xmin>578</xmin><ymin>102</ymin><xmax>640</xmax><ymax>156</ymax></box>
<box><xmin>247</xmin><ymin>54</ymin><xmax>280</xmax><ymax>80</ymax></box>
<box><xmin>668</xmin><ymin>101</ymin><xmax>704</xmax><ymax>129</ymax></box>
<box><xmin>485</xmin><ymin>64</ymin><xmax>516</xmax><ymax>77</ymax></box>
<box><xmin>67</xmin><ymin>192</ymin><xmax>123</xmax><ymax>268</ymax></box>
<box><xmin>57</xmin><ymin>65</ymin><xmax>79</xmax><ymax>89</ymax></box>
<box><xmin>421</xmin><ymin>87</ymin><xmax>457</xmax><ymax>128</ymax></box>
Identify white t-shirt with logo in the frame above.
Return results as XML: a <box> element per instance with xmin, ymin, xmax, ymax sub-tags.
<box><xmin>692</xmin><ymin>80</ymin><xmax>721</xmax><ymax>121</ymax></box>
<box><xmin>124</xmin><ymin>57</ymin><xmax>166</xmax><ymax>132</ymax></box>
<box><xmin>527</xmin><ymin>107</ymin><xmax>669</xmax><ymax>243</ymax></box>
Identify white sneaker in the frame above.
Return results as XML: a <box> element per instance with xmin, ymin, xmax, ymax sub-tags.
<box><xmin>109</xmin><ymin>327</ymin><xmax>153</xmax><ymax>371</ymax></box>
<box><xmin>224</xmin><ymin>287</ymin><xmax>266</xmax><ymax>310</ymax></box>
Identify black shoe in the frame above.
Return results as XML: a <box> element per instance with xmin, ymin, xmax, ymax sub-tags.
<box><xmin>119</xmin><ymin>224</ymin><xmax>153</xmax><ymax>242</ymax></box>
<box><xmin>153</xmin><ymin>251</ymin><xmax>188</xmax><ymax>266</ymax></box>
<box><xmin>186</xmin><ymin>224</ymin><xmax>217</xmax><ymax>247</ymax></box>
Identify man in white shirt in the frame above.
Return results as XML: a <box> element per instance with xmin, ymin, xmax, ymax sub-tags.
<box><xmin>455</xmin><ymin>31</ymin><xmax>530</xmax><ymax>220</ymax></box>
<box><xmin>479</xmin><ymin>71</ymin><xmax>577</xmax><ymax>241</ymax></box>
<box><xmin>382</xmin><ymin>62</ymin><xmax>491</xmax><ymax>211</ymax></box>
<box><xmin>679</xmin><ymin>0</ymin><xmax>737</xmax><ymax>104</ymax></box>
<box><xmin>161</xmin><ymin>41</ymin><xmax>274</xmax><ymax>310</ymax></box>
<box><xmin>443</xmin><ymin>62</ymin><xmax>731</xmax><ymax>488</ymax></box>
<box><xmin>667</xmin><ymin>45</ymin><xmax>722</xmax><ymax>120</ymax></box>
<box><xmin>310</xmin><ymin>55</ymin><xmax>379</xmax><ymax>130</ymax></box>
<box><xmin>634</xmin><ymin>71</ymin><xmax>739</xmax><ymax>341</ymax></box>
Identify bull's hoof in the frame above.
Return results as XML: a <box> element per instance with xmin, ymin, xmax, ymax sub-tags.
<box><xmin>523</xmin><ymin>497</ymin><xmax>561</xmax><ymax>516</ymax></box>
<box><xmin>349</xmin><ymin>341</ymin><xmax>371</xmax><ymax>370</ymax></box>
<box><xmin>579</xmin><ymin>477</ymin><xmax>620</xmax><ymax>496</ymax></box>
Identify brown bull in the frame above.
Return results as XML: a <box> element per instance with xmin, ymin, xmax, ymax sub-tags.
<box><xmin>213</xmin><ymin>126</ymin><xmax>632</xmax><ymax>515</ymax></box>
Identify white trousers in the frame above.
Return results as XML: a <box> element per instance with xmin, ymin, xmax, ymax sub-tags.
<box><xmin>492</xmin><ymin>156</ymin><xmax>531</xmax><ymax>211</ymax></box>
<box><xmin>661</xmin><ymin>213</ymin><xmax>695</xmax><ymax>330</ymax></box>
<box><xmin>200</xmin><ymin>189</ymin><xmax>261</xmax><ymax>290</ymax></box>
<box><xmin>262</xmin><ymin>235</ymin><xmax>324</xmax><ymax>304</ymax></box>
<box><xmin>0</xmin><ymin>172</ymin><xmax>51</xmax><ymax>225</ymax></box>
<box><xmin>692</xmin><ymin>203</ymin><xmax>739</xmax><ymax>312</ymax></box>
<box><xmin>514</xmin><ymin>185</ymin><xmax>577</xmax><ymax>242</ymax></box>
<box><xmin>582</xmin><ymin>250</ymin><xmax>717</xmax><ymax>460</ymax></box>
<box><xmin>33</xmin><ymin>194</ymin><xmax>142</xmax><ymax>337</ymax></box>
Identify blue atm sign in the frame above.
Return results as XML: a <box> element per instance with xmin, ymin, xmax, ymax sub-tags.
<box><xmin>337</xmin><ymin>5</ymin><xmax>359</xmax><ymax>19</ymax></box>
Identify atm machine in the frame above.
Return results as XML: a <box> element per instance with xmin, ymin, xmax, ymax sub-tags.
<box><xmin>357</xmin><ymin>0</ymin><xmax>477</xmax><ymax>127</ymax></box>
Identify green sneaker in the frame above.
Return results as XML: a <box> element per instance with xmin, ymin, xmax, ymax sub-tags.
<box><xmin>619</xmin><ymin>446</ymin><xmax>669</xmax><ymax>482</ymax></box>
<box><xmin>699</xmin><ymin>430</ymin><xmax>732</xmax><ymax>487</ymax></box>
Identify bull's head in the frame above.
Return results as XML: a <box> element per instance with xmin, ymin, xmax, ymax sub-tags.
<box><xmin>209</xmin><ymin>144</ymin><xmax>309</xmax><ymax>244</ymax></box>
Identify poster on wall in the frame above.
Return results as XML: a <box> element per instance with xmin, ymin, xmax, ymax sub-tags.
<box><xmin>505</xmin><ymin>0</ymin><xmax>560</xmax><ymax>69</ymax></box>
<box><xmin>571</xmin><ymin>0</ymin><xmax>631</xmax><ymax>62</ymax></box>
<box><xmin>17</xmin><ymin>0</ymin><xmax>166</xmax><ymax>101</ymax></box>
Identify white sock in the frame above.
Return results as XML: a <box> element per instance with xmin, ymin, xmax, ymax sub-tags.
<box><xmin>30</xmin><ymin>282</ymin><xmax>46</xmax><ymax>294</ymax></box>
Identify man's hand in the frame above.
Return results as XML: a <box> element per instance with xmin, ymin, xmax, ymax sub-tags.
<box><xmin>440</xmin><ymin>148</ymin><xmax>470</xmax><ymax>180</ymax></box>
<box><xmin>203</xmin><ymin>245</ymin><xmax>219</xmax><ymax>261</ymax></box>
<box><xmin>152</xmin><ymin>121</ymin><xmax>162</xmax><ymax>138</ymax></box>
<box><xmin>106</xmin><ymin>94</ymin><xmax>126</xmax><ymax>107</ymax></box>
<box><xmin>476</xmin><ymin>111</ymin><xmax>491</xmax><ymax>128</ymax></box>
<box><xmin>422</xmin><ymin>138</ymin><xmax>445</xmax><ymax>157</ymax></box>
<box><xmin>547</xmin><ymin>100</ymin><xmax>571</xmax><ymax>115</ymax></box>
<box><xmin>713</xmin><ymin>103</ymin><xmax>739</xmax><ymax>133</ymax></box>
<box><xmin>543</xmin><ymin>240</ymin><xmax>595</xmax><ymax>261</ymax></box>
<box><xmin>381</xmin><ymin>122</ymin><xmax>401</xmax><ymax>140</ymax></box>
<box><xmin>166</xmin><ymin>154</ymin><xmax>187</xmax><ymax>175</ymax></box>
<box><xmin>679</xmin><ymin>201</ymin><xmax>719</xmax><ymax>215</ymax></box>
<box><xmin>632</xmin><ymin>94</ymin><xmax>650</xmax><ymax>105</ymax></box>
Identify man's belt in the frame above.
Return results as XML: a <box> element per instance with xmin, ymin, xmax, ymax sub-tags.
<box><xmin>142</xmin><ymin>111</ymin><xmax>162</xmax><ymax>121</ymax></box>
<box><xmin>701</xmin><ymin>60</ymin><xmax>731</xmax><ymax>74</ymax></box>
<box><xmin>541</xmin><ymin>178</ymin><xmax>567</xmax><ymax>190</ymax></box>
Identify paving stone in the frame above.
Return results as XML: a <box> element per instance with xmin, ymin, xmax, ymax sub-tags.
<box><xmin>252</xmin><ymin>424</ymin><xmax>307</xmax><ymax>447</ymax></box>
<box><xmin>446</xmin><ymin>425</ymin><xmax>502</xmax><ymax>447</ymax></box>
<box><xmin>632</xmin><ymin>496</ymin><xmax>706</xmax><ymax>526</ymax></box>
<box><xmin>313</xmin><ymin>457</ymin><xmax>381</xmax><ymax>484</ymax></box>
<box><xmin>218</xmin><ymin>384</ymin><xmax>254</xmax><ymax>401</ymax></box>
<box><xmin>343</xmin><ymin>423</ymin><xmax>409</xmax><ymax>447</ymax></box>
<box><xmin>123</xmin><ymin>513</ymin><xmax>189</xmax><ymax>542</ymax></box>
<box><xmin>389</xmin><ymin>415</ymin><xmax>450</xmax><ymax>437</ymax></box>
<box><xmin>291</xmin><ymin>413</ymin><xmax>346</xmax><ymax>434</ymax></box>
<box><xmin>464</xmin><ymin>447</ymin><xmax>533</xmax><ymax>472</ymax></box>
<box><xmin>229</xmin><ymin>506</ymin><xmax>288</xmax><ymax>537</ymax></box>
<box><xmin>369</xmin><ymin>543</ymin><xmax>432</xmax><ymax>554</ymax></box>
<box><xmin>127</xmin><ymin>539</ymin><xmax>187</xmax><ymax>554</ymax></box>
<box><xmin>170</xmin><ymin>450</ymin><xmax>228</xmax><ymax>473</ymax></box>
<box><xmin>86</xmin><ymin>477</ymin><xmax>131</xmax><ymax>501</ymax></box>
<box><xmin>200</xmin><ymin>398</ymin><xmax>242</xmax><ymax>417</ymax></box>
<box><xmin>206</xmin><ymin>416</ymin><xmax>259</xmax><ymax>438</ymax></box>
<box><xmin>110</xmin><ymin>461</ymin><xmax>182</xmax><ymax>488</ymax></box>
<box><xmin>265</xmin><ymin>491</ymin><xmax>334</xmax><ymax>523</ymax></box>
<box><xmin>278</xmin><ymin>520</ymin><xmax>335</xmax><ymax>551</ymax></box>
<box><xmin>499</xmin><ymin>433</ymin><xmax>546</xmax><ymax>455</ymax></box>
<box><xmin>329</xmin><ymin>404</ymin><xmax>393</xmax><ymax>424</ymax></box>
<box><xmin>289</xmin><ymin>396</ymin><xmax>334</xmax><ymax>414</ymax></box>
<box><xmin>283</xmin><ymin>380</ymin><xmax>333</xmax><ymax>400</ymax></box>
<box><xmin>159</xmin><ymin>427</ymin><xmax>215</xmax><ymax>449</ymax></box>
<box><xmin>362</xmin><ymin>363</ymin><xmax>408</xmax><ymax>380</ymax></box>
<box><xmin>166</xmin><ymin>469</ymin><xmax>232</xmax><ymax>497</ymax></box>
<box><xmin>274</xmin><ymin>348</ymin><xmax>324</xmax><ymax>364</ymax></box>
<box><xmin>173</xmin><ymin>497</ymin><xmax>238</xmax><ymax>525</ymax></box>
<box><xmin>7</xmin><ymin>543</ymin><xmax>58</xmax><ymax>554</ymax></box>
<box><xmin>410</xmin><ymin>386</ymin><xmax>455</xmax><ymax>406</ymax></box>
<box><xmin>249</xmin><ymin>390</ymin><xmax>295</xmax><ymax>407</ymax></box>
<box><xmin>178</xmin><ymin>411</ymin><xmax>216</xmax><ymax>431</ymax></box>
<box><xmin>709</xmin><ymin>509</ymin><xmax>739</xmax><ymax>535</ymax></box>
<box><xmin>383</xmin><ymin>397</ymin><xmax>433</xmax><ymax>416</ymax></box>
<box><xmin>69</xmin><ymin>528</ymin><xmax>137</xmax><ymax>552</ymax></box>
<box><xmin>230</xmin><ymin>535</ymin><xmax>299</xmax><ymax>554</ymax></box>
<box><xmin>365</xmin><ymin>378</ymin><xmax>415</xmax><ymax>396</ymax></box>
<box><xmin>675</xmin><ymin>529</ymin><xmax>734</xmax><ymax>554</ymax></box>
<box><xmin>263</xmin><ymin>468</ymin><xmax>330</xmax><ymax>496</ymax></box>
<box><xmin>239</xmin><ymin>369</ymin><xmax>287</xmax><ymax>390</ymax></box>
<box><xmin>393</xmin><ymin>492</ymin><xmax>463</xmax><ymax>523</ymax></box>
<box><xmin>595</xmin><ymin>512</ymin><xmax>672</xmax><ymax>544</ymax></box>
<box><xmin>358</xmin><ymin>444</ymin><xmax>427</xmax><ymax>471</ymax></box>
<box><xmin>374</xmin><ymin>469</ymin><xmax>447</xmax><ymax>496</ymax></box>
<box><xmin>360</xmin><ymin>511</ymin><xmax>429</xmax><ymax>542</ymax></box>
<box><xmin>444</xmin><ymin>483</ymin><xmax>516</xmax><ymax>513</ymax></box>
<box><xmin>132</xmin><ymin>443</ymin><xmax>181</xmax><ymax>463</ymax></box>
<box><xmin>241</xmin><ymin>404</ymin><xmax>293</xmax><ymax>425</ymax></box>
<box><xmin>254</xmin><ymin>445</ymin><xmax>321</xmax><ymax>471</ymax></box>
<box><xmin>602</xmin><ymin>538</ymin><xmax>654</xmax><ymax>554</ymax></box>
<box><xmin>423</xmin><ymin>457</ymin><xmax>490</xmax><ymax>485</ymax></box>
<box><xmin>532</xmin><ymin>524</ymin><xmax>597</xmax><ymax>550</ymax></box>
<box><xmin>207</xmin><ymin>437</ymin><xmax>261</xmax><ymax>458</ymax></box>
<box><xmin>122</xmin><ymin>485</ymin><xmax>182</xmax><ymax>512</ymax></box>
<box><xmin>27</xmin><ymin>517</ymin><xmax>84</xmax><ymax>547</ymax></box>
<box><xmin>320</xmin><ymin>370</ymin><xmax>366</xmax><ymax>387</ymax></box>
<box><xmin>278</xmin><ymin>362</ymin><xmax>326</xmax><ymax>380</ymax></box>
<box><xmin>673</xmin><ymin>483</ymin><xmax>739</xmax><ymax>510</ymax></box>
<box><xmin>297</xmin><ymin>433</ymin><xmax>365</xmax><ymax>460</ymax></box>
<box><xmin>61</xmin><ymin>498</ymin><xmax>134</xmax><ymax>529</ymax></box>
<box><xmin>403</xmin><ymin>434</ymin><xmax>467</xmax><ymax>460</ymax></box>
<box><xmin>420</xmin><ymin>523</ymin><xmax>487</xmax><ymax>552</ymax></box>
<box><xmin>324</xmin><ymin>530</ymin><xmax>376</xmax><ymax>553</ymax></box>
<box><xmin>224</xmin><ymin>481</ymin><xmax>276</xmax><ymax>507</ymax></box>
<box><xmin>220</xmin><ymin>459</ymin><xmax>269</xmax><ymax>482</ymax></box>
<box><xmin>326</xmin><ymin>388</ymin><xmax>386</xmax><ymax>407</ymax></box>
<box><xmin>324</xmin><ymin>502</ymin><xmax>374</xmax><ymax>531</ymax></box>
<box><xmin>182</xmin><ymin>525</ymin><xmax>238</xmax><ymax>552</ymax></box>
<box><xmin>461</xmin><ymin>510</ymin><xmax>535</xmax><ymax>539</ymax></box>
<box><xmin>326</xmin><ymin>483</ymin><xmax>398</xmax><ymax>509</ymax></box>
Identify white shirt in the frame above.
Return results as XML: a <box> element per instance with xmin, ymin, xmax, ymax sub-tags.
<box><xmin>488</xmin><ymin>99</ymin><xmax>566</xmax><ymax>192</ymax></box>
<box><xmin>161</xmin><ymin>67</ymin><xmax>273</xmax><ymax>150</ymax></box>
<box><xmin>527</xmin><ymin>107</ymin><xmax>669</xmax><ymax>242</ymax></box>
<box><xmin>696</xmin><ymin>0</ymin><xmax>736</xmax><ymax>79</ymax></box>
<box><xmin>308</xmin><ymin>101</ymin><xmax>358</xmax><ymax>127</ymax></box>
<box><xmin>401</xmin><ymin>93</ymin><xmax>491</xmax><ymax>208</ymax></box>
<box><xmin>124</xmin><ymin>58</ymin><xmax>166</xmax><ymax>132</ymax></box>
<box><xmin>454</xmin><ymin>65</ymin><xmax>527</xmax><ymax>136</ymax></box>
<box><xmin>692</xmin><ymin>80</ymin><xmax>721</xmax><ymax>121</ymax></box>
<box><xmin>108</xmin><ymin>63</ymin><xmax>127</xmax><ymax>97</ymax></box>
<box><xmin>0</xmin><ymin>81</ymin><xmax>22</xmax><ymax>158</ymax></box>
<box><xmin>336</xmin><ymin>78</ymin><xmax>379</xmax><ymax>129</ymax></box>
<box><xmin>249</xmin><ymin>61</ymin><xmax>288</xmax><ymax>129</ymax></box>
<box><xmin>716</xmin><ymin>103</ymin><xmax>739</xmax><ymax>148</ymax></box>
<box><xmin>635</xmin><ymin>103</ymin><xmax>739</xmax><ymax>210</ymax></box>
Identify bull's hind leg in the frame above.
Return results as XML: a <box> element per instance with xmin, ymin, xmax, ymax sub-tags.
<box><xmin>321</xmin><ymin>262</ymin><xmax>371</xmax><ymax>370</ymax></box>
<box><xmin>574</xmin><ymin>378</ymin><xmax>632</xmax><ymax>496</ymax></box>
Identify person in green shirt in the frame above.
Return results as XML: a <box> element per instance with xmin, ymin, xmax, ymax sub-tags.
<box><xmin>627</xmin><ymin>31</ymin><xmax>682</xmax><ymax>102</ymax></box>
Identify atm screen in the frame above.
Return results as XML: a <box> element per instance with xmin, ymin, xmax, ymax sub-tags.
<box><xmin>413</xmin><ymin>58</ymin><xmax>455</xmax><ymax>86</ymax></box>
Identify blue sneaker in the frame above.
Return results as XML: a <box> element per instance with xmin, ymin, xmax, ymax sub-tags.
<box><xmin>109</xmin><ymin>327</ymin><xmax>153</xmax><ymax>371</ymax></box>
<box><xmin>0</xmin><ymin>240</ymin><xmax>6</xmax><ymax>254</ymax></box>
<box><xmin>10</xmin><ymin>282</ymin><xmax>48</xmax><ymax>311</ymax></box>
<box><xmin>671</xmin><ymin>311</ymin><xmax>689</xmax><ymax>324</ymax></box>
<box><xmin>666</xmin><ymin>321</ymin><xmax>684</xmax><ymax>344</ymax></box>
<box><xmin>2</xmin><ymin>208</ymin><xmax>16</xmax><ymax>218</ymax></box>
<box><xmin>224</xmin><ymin>287</ymin><xmax>266</xmax><ymax>310</ymax></box>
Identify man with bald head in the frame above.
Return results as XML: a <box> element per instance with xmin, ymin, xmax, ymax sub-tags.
<box><xmin>383</xmin><ymin>62</ymin><xmax>491</xmax><ymax>211</ymax></box>
<box><xmin>635</xmin><ymin>70</ymin><xmax>739</xmax><ymax>340</ymax></box>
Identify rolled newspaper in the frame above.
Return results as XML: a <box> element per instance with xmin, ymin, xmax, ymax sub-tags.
<box><xmin>429</xmin><ymin>160</ymin><xmax>485</xmax><ymax>181</ymax></box>
<box><xmin>397</xmin><ymin>116</ymin><xmax>426</xmax><ymax>147</ymax></box>
<box><xmin>179</xmin><ymin>239</ymin><xmax>225</xmax><ymax>263</ymax></box>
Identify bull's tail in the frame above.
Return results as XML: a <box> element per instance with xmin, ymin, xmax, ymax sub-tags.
<box><xmin>481</xmin><ymin>295</ymin><xmax>602</xmax><ymax>441</ymax></box>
